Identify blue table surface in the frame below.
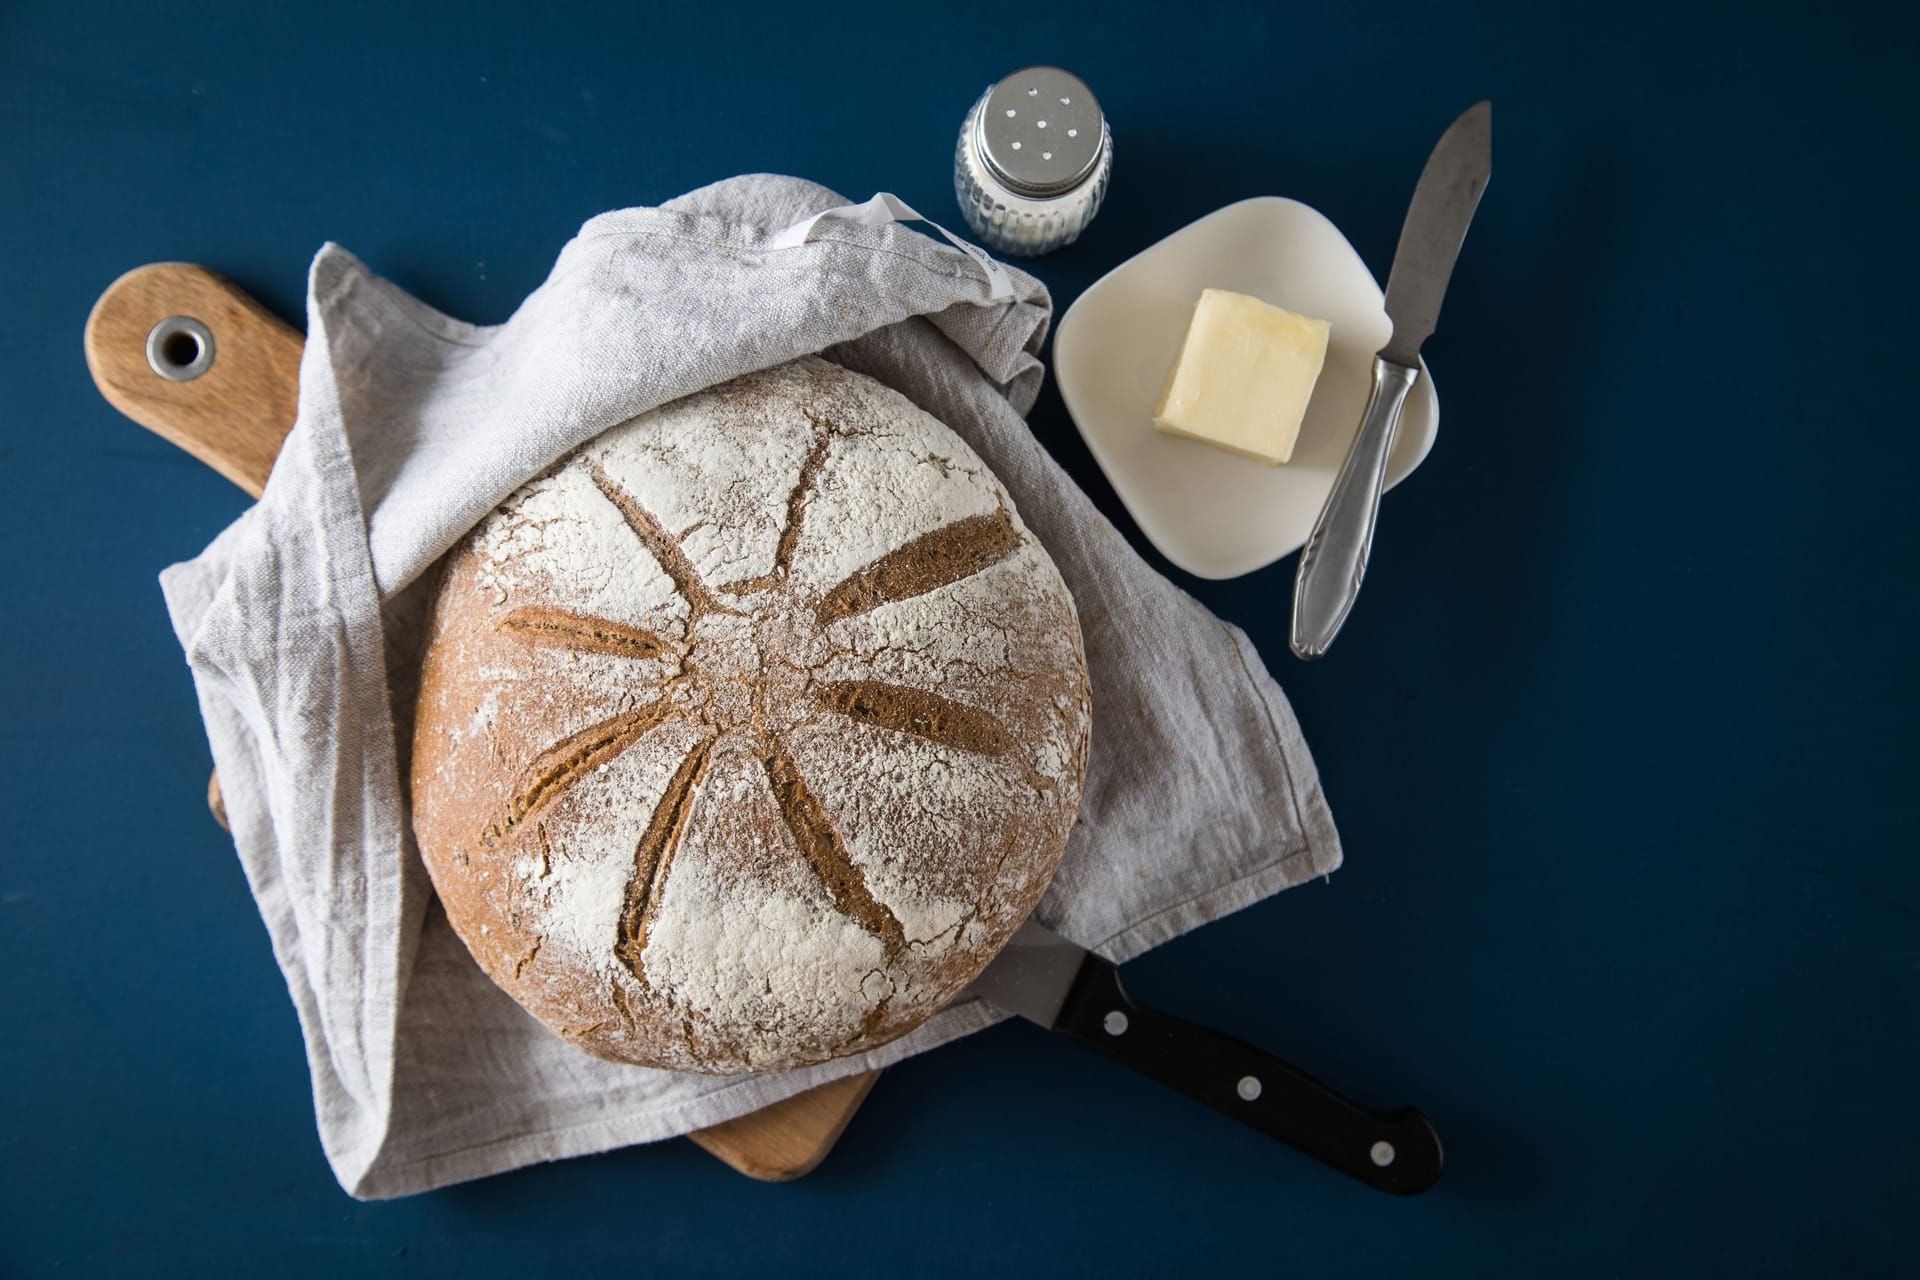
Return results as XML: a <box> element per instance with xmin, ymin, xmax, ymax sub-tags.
<box><xmin>3</xmin><ymin>1</ymin><xmax>1914</xmax><ymax>1274</ymax></box>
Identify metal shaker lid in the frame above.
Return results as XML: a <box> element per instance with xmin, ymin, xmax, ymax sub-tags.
<box><xmin>974</xmin><ymin>66</ymin><xmax>1105</xmax><ymax>198</ymax></box>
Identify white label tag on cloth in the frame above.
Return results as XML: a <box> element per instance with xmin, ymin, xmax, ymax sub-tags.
<box><xmin>766</xmin><ymin>192</ymin><xmax>1016</xmax><ymax>301</ymax></box>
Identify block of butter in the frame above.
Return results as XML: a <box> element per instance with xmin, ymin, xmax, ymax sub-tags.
<box><xmin>1153</xmin><ymin>288</ymin><xmax>1332</xmax><ymax>466</ymax></box>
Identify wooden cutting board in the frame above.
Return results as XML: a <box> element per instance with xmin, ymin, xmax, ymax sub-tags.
<box><xmin>85</xmin><ymin>262</ymin><xmax>880</xmax><ymax>1182</ymax></box>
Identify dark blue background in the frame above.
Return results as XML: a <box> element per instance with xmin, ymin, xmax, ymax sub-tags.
<box><xmin>3</xmin><ymin>1</ymin><xmax>1914</xmax><ymax>1273</ymax></box>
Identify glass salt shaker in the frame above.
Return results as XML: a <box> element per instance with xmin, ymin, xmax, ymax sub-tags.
<box><xmin>954</xmin><ymin>66</ymin><xmax>1111</xmax><ymax>257</ymax></box>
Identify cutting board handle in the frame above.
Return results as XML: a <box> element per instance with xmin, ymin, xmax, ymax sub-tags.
<box><xmin>84</xmin><ymin>263</ymin><xmax>302</xmax><ymax>498</ymax></box>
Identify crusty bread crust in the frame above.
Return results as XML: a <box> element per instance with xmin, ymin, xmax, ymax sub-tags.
<box><xmin>410</xmin><ymin>358</ymin><xmax>1091</xmax><ymax>1074</ymax></box>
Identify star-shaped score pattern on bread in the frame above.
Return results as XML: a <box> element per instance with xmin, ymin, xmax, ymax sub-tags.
<box><xmin>478</xmin><ymin>426</ymin><xmax>1035</xmax><ymax>984</ymax></box>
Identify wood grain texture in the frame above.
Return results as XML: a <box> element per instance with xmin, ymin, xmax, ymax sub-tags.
<box><xmin>686</xmin><ymin>1070</ymin><xmax>879</xmax><ymax>1180</ymax></box>
<box><xmin>208</xmin><ymin>772</ymin><xmax>229</xmax><ymax>833</ymax></box>
<box><xmin>84</xmin><ymin>264</ymin><xmax>303</xmax><ymax>497</ymax></box>
<box><xmin>86</xmin><ymin>262</ymin><xmax>878</xmax><ymax>1182</ymax></box>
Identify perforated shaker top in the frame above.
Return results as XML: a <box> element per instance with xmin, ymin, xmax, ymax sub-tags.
<box><xmin>976</xmin><ymin>67</ymin><xmax>1105</xmax><ymax>197</ymax></box>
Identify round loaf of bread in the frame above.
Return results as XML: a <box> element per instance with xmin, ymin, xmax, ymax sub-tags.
<box><xmin>410</xmin><ymin>356</ymin><xmax>1091</xmax><ymax>1074</ymax></box>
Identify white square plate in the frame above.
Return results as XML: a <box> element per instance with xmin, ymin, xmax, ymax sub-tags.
<box><xmin>1054</xmin><ymin>197</ymin><xmax>1439</xmax><ymax>580</ymax></box>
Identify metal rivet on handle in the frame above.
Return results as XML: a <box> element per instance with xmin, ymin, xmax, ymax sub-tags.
<box><xmin>1102</xmin><ymin>1010</ymin><xmax>1128</xmax><ymax>1036</ymax></box>
<box><xmin>146</xmin><ymin>316</ymin><xmax>215</xmax><ymax>382</ymax></box>
<box><xmin>1236</xmin><ymin>1076</ymin><xmax>1262</xmax><ymax>1101</ymax></box>
<box><xmin>1370</xmin><ymin>1141</ymin><xmax>1397</xmax><ymax>1167</ymax></box>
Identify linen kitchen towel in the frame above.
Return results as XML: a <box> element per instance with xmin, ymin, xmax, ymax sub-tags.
<box><xmin>159</xmin><ymin>173</ymin><xmax>1342</xmax><ymax>1199</ymax></box>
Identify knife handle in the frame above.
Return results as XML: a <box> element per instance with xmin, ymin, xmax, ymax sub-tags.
<box><xmin>1055</xmin><ymin>955</ymin><xmax>1442</xmax><ymax>1195</ymax></box>
<box><xmin>1290</xmin><ymin>355</ymin><xmax>1419</xmax><ymax>660</ymax></box>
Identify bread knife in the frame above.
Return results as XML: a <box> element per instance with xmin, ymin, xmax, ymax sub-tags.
<box><xmin>965</xmin><ymin>919</ymin><xmax>1443</xmax><ymax>1194</ymax></box>
<box><xmin>1291</xmin><ymin>100</ymin><xmax>1492</xmax><ymax>659</ymax></box>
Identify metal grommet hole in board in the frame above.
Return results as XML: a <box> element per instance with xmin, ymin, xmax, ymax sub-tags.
<box><xmin>146</xmin><ymin>315</ymin><xmax>216</xmax><ymax>382</ymax></box>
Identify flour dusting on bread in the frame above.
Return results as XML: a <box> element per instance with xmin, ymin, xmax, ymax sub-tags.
<box><xmin>410</xmin><ymin>357</ymin><xmax>1091</xmax><ymax>1074</ymax></box>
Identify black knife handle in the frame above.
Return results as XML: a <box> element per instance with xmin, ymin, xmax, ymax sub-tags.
<box><xmin>1053</xmin><ymin>955</ymin><xmax>1443</xmax><ymax>1195</ymax></box>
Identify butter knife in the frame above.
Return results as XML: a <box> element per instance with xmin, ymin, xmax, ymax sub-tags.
<box><xmin>966</xmin><ymin>919</ymin><xmax>1444</xmax><ymax>1195</ymax></box>
<box><xmin>1291</xmin><ymin>101</ymin><xmax>1492</xmax><ymax>659</ymax></box>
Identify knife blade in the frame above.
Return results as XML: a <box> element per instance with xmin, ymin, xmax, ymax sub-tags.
<box><xmin>1291</xmin><ymin>101</ymin><xmax>1492</xmax><ymax>660</ymax></box>
<box><xmin>966</xmin><ymin>919</ymin><xmax>1444</xmax><ymax>1195</ymax></box>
